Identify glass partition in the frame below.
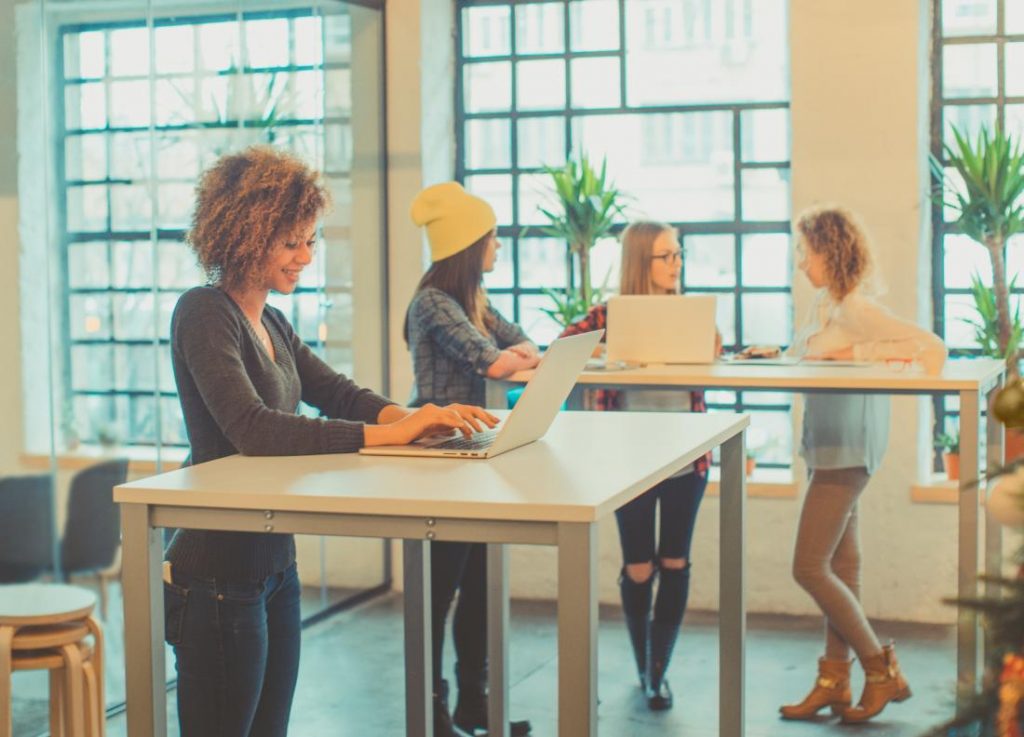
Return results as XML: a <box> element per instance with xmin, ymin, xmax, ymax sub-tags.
<box><xmin>9</xmin><ymin>0</ymin><xmax>388</xmax><ymax>727</ymax></box>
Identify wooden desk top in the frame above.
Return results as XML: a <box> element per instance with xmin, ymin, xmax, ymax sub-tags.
<box><xmin>115</xmin><ymin>412</ymin><xmax>749</xmax><ymax>523</ymax></box>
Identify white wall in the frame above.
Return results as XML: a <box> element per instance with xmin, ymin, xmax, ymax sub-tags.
<box><xmin>385</xmin><ymin>0</ymin><xmax>967</xmax><ymax>623</ymax></box>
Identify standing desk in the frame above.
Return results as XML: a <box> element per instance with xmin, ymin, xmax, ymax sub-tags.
<box><xmin>115</xmin><ymin>410</ymin><xmax>749</xmax><ymax>737</ymax></box>
<box><xmin>488</xmin><ymin>357</ymin><xmax>1006</xmax><ymax>700</ymax></box>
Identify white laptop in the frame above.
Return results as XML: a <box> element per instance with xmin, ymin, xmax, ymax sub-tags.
<box><xmin>359</xmin><ymin>330</ymin><xmax>602</xmax><ymax>459</ymax></box>
<box><xmin>606</xmin><ymin>295</ymin><xmax>718</xmax><ymax>365</ymax></box>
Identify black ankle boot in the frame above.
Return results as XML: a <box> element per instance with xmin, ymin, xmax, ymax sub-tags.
<box><xmin>452</xmin><ymin>664</ymin><xmax>533</xmax><ymax>736</ymax></box>
<box><xmin>619</xmin><ymin>569</ymin><xmax>654</xmax><ymax>689</ymax></box>
<box><xmin>435</xmin><ymin>679</ymin><xmax>473</xmax><ymax>737</ymax></box>
<box><xmin>646</xmin><ymin>621</ymin><xmax>680</xmax><ymax>711</ymax></box>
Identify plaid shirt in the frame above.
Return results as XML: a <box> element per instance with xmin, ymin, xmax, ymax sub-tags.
<box><xmin>558</xmin><ymin>303</ymin><xmax>711</xmax><ymax>478</ymax></box>
<box><xmin>407</xmin><ymin>287</ymin><xmax>529</xmax><ymax>408</ymax></box>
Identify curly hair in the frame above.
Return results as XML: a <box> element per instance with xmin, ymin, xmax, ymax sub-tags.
<box><xmin>795</xmin><ymin>205</ymin><xmax>873</xmax><ymax>301</ymax></box>
<box><xmin>188</xmin><ymin>146</ymin><xmax>330</xmax><ymax>292</ymax></box>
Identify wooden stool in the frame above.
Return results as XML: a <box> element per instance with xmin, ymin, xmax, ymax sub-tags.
<box><xmin>0</xmin><ymin>584</ymin><xmax>101</xmax><ymax>737</ymax></box>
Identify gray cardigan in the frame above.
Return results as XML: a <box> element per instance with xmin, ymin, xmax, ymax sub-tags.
<box><xmin>166</xmin><ymin>286</ymin><xmax>395</xmax><ymax>580</ymax></box>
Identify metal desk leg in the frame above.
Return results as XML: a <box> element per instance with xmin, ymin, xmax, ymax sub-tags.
<box><xmin>557</xmin><ymin>522</ymin><xmax>597</xmax><ymax>737</ymax></box>
<box><xmin>121</xmin><ymin>503</ymin><xmax>166</xmax><ymax>737</ymax></box>
<box><xmin>487</xmin><ymin>544</ymin><xmax>510</xmax><ymax>737</ymax></box>
<box><xmin>958</xmin><ymin>390</ymin><xmax>980</xmax><ymax>704</ymax></box>
<box><xmin>984</xmin><ymin>378</ymin><xmax>1006</xmax><ymax>662</ymax></box>
<box><xmin>720</xmin><ymin>431</ymin><xmax>747</xmax><ymax>737</ymax></box>
<box><xmin>404</xmin><ymin>540</ymin><xmax>433</xmax><ymax>737</ymax></box>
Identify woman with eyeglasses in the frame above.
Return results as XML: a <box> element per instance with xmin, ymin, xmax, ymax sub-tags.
<box><xmin>558</xmin><ymin>220</ymin><xmax>716</xmax><ymax>711</ymax></box>
<box><xmin>776</xmin><ymin>205</ymin><xmax>946</xmax><ymax>724</ymax></box>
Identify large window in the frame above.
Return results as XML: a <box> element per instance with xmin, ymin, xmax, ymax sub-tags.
<box><xmin>931</xmin><ymin>0</ymin><xmax>1024</xmax><ymax>446</ymax></box>
<box><xmin>456</xmin><ymin>0</ymin><xmax>793</xmax><ymax>469</ymax></box>
<box><xmin>58</xmin><ymin>9</ymin><xmax>353</xmax><ymax>448</ymax></box>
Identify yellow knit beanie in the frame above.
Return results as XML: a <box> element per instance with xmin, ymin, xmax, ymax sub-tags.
<box><xmin>410</xmin><ymin>182</ymin><xmax>497</xmax><ymax>263</ymax></box>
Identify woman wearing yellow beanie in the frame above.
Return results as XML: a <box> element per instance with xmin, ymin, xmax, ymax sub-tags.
<box><xmin>405</xmin><ymin>182</ymin><xmax>539</xmax><ymax>737</ymax></box>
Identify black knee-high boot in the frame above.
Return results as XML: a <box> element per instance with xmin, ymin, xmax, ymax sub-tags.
<box><xmin>619</xmin><ymin>569</ymin><xmax>654</xmax><ymax>689</ymax></box>
<box><xmin>647</xmin><ymin>565</ymin><xmax>691</xmax><ymax>710</ymax></box>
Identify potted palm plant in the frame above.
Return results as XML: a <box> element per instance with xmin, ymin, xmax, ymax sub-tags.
<box><xmin>934</xmin><ymin>431</ymin><xmax>960</xmax><ymax>481</ymax></box>
<box><xmin>932</xmin><ymin>124</ymin><xmax>1024</xmax><ymax>429</ymax></box>
<box><xmin>537</xmin><ymin>154</ymin><xmax>626</xmax><ymax>327</ymax></box>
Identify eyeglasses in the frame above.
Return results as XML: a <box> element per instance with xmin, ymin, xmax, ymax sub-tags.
<box><xmin>650</xmin><ymin>250</ymin><xmax>683</xmax><ymax>264</ymax></box>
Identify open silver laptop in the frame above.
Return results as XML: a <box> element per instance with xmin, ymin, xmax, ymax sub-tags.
<box><xmin>359</xmin><ymin>330</ymin><xmax>602</xmax><ymax>459</ymax></box>
<box><xmin>606</xmin><ymin>295</ymin><xmax>717</xmax><ymax>365</ymax></box>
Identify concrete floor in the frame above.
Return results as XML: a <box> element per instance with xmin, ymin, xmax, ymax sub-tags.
<box><xmin>90</xmin><ymin>593</ymin><xmax>955</xmax><ymax>737</ymax></box>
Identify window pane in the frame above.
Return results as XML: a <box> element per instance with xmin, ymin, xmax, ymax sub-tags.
<box><xmin>517</xmin><ymin>116</ymin><xmax>565</xmax><ymax>168</ymax></box>
<box><xmin>741</xmin><ymin>234</ymin><xmax>790</xmax><ymax>287</ymax></box>
<box><xmin>942</xmin><ymin>103</ymin><xmax>997</xmax><ymax>150</ymax></box>
<box><xmin>159</xmin><ymin>241</ymin><xmax>203</xmax><ymax>289</ymax></box>
<box><xmin>518</xmin><ymin>172</ymin><xmax>554</xmax><ymax>226</ymax></box>
<box><xmin>624</xmin><ymin>0</ymin><xmax>787</xmax><ymax>105</ymax></box>
<box><xmin>574</xmin><ymin>113</ymin><xmax>734</xmax><ymax>222</ymax></box>
<box><xmin>156</xmin><ymin>131</ymin><xmax>200</xmax><ymax>180</ymax></box>
<box><xmin>115</xmin><ymin>345</ymin><xmax>158</xmax><ymax>392</ymax></box>
<box><xmin>943</xmin><ymin>233</ymin><xmax>992</xmax><ymax>288</ymax></box>
<box><xmin>112</xmin><ymin>241</ymin><xmax>154</xmax><ymax>288</ymax></box>
<box><xmin>156</xmin><ymin>183</ymin><xmax>195</xmax><ymax>229</ymax></box>
<box><xmin>741</xmin><ymin>293</ymin><xmax>791</xmax><ymax>345</ymax></box>
<box><xmin>156</xmin><ymin>25</ymin><xmax>195</xmax><ymax>74</ymax></box>
<box><xmin>464</xmin><ymin>62</ymin><xmax>512</xmax><ymax>113</ymax></box>
<box><xmin>65</xmin><ymin>31</ymin><xmax>105</xmax><ymax>79</ymax></box>
<box><xmin>741</xmin><ymin>168</ymin><xmax>790</xmax><ymax>221</ymax></box>
<box><xmin>569</xmin><ymin>0</ymin><xmax>620</xmax><ymax>51</ymax></box>
<box><xmin>684</xmin><ymin>235</ymin><xmax>735</xmax><ymax>287</ymax></box>
<box><xmin>70</xmin><ymin>294</ymin><xmax>112</xmax><ymax>341</ymax></box>
<box><xmin>705</xmin><ymin>390</ymin><xmax>736</xmax><ymax>406</ymax></box>
<box><xmin>111</xmin><ymin>184</ymin><xmax>152</xmax><ymax>231</ymax></box>
<box><xmin>1007</xmin><ymin>104</ymin><xmax>1024</xmax><ymax>144</ymax></box>
<box><xmin>113</xmin><ymin>293</ymin><xmax>156</xmax><ymax>340</ymax></box>
<box><xmin>519</xmin><ymin>293</ymin><xmax>564</xmax><ymax>346</ymax></box>
<box><xmin>741</xmin><ymin>108</ymin><xmax>789</xmax><ymax>163</ymax></box>
<box><xmin>942</xmin><ymin>43</ymin><xmax>997</xmax><ymax>98</ymax></box>
<box><xmin>294</xmin><ymin>16</ymin><xmax>323</xmax><ymax>68</ymax></box>
<box><xmin>110</xmin><ymin>80</ymin><xmax>151</xmax><ymax>127</ymax></box>
<box><xmin>198</xmin><ymin>21</ymin><xmax>240</xmax><ymax>71</ymax></box>
<box><xmin>484</xmin><ymin>236</ymin><xmax>514</xmax><ymax>289</ymax></box>
<box><xmin>1009</xmin><ymin>0</ymin><xmax>1024</xmax><ymax>33</ymax></box>
<box><xmin>65</xmin><ymin>83</ymin><xmax>107</xmax><ymax>130</ymax></box>
<box><xmin>155</xmin><ymin>78</ymin><xmax>195</xmax><ymax>126</ymax></box>
<box><xmin>570</xmin><ymin>57</ymin><xmax>620</xmax><ymax>109</ymax></box>
<box><xmin>463</xmin><ymin>6</ymin><xmax>512</xmax><ymax>57</ymax></box>
<box><xmin>941</xmin><ymin>0</ymin><xmax>996</xmax><ymax>36</ymax></box>
<box><xmin>747</xmin><ymin>410</ymin><xmax>793</xmax><ymax>464</ymax></box>
<box><xmin>72</xmin><ymin>344</ymin><xmax>114</xmax><ymax>392</ymax></box>
<box><xmin>465</xmin><ymin>118</ymin><xmax>511</xmax><ymax>170</ymax></box>
<box><xmin>714</xmin><ymin>293</ymin><xmax>736</xmax><ymax>346</ymax></box>
<box><xmin>944</xmin><ymin>293</ymin><xmax>979</xmax><ymax>348</ymax></box>
<box><xmin>518</xmin><ymin>238</ymin><xmax>568</xmax><ymax>289</ymax></box>
<box><xmin>489</xmin><ymin>293</ymin><xmax>515</xmax><ymax>324</ymax></box>
<box><xmin>109</xmin><ymin>27</ymin><xmax>149</xmax><ymax>77</ymax></box>
<box><xmin>67</xmin><ymin>185</ymin><xmax>108</xmax><ymax>232</ymax></box>
<box><xmin>109</xmin><ymin>131</ymin><xmax>151</xmax><ymax>181</ymax></box>
<box><xmin>294</xmin><ymin>293</ymin><xmax>323</xmax><ymax>343</ymax></box>
<box><xmin>515</xmin><ymin>4</ymin><xmax>565</xmax><ymax>55</ymax></box>
<box><xmin>65</xmin><ymin>134</ymin><xmax>107</xmax><ymax>181</ymax></box>
<box><xmin>517</xmin><ymin>59</ymin><xmax>566</xmax><ymax>110</ymax></box>
<box><xmin>463</xmin><ymin>174</ymin><xmax>513</xmax><ymax>226</ymax></box>
<box><xmin>245</xmin><ymin>19</ymin><xmax>289</xmax><ymax>68</ymax></box>
<box><xmin>68</xmin><ymin>242</ymin><xmax>110</xmax><ymax>289</ymax></box>
<box><xmin>1006</xmin><ymin>43</ymin><xmax>1024</xmax><ymax>98</ymax></box>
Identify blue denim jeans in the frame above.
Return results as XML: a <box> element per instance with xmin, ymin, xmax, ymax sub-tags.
<box><xmin>163</xmin><ymin>563</ymin><xmax>301</xmax><ymax>737</ymax></box>
<box><xmin>615</xmin><ymin>472</ymin><xmax>706</xmax><ymax>564</ymax></box>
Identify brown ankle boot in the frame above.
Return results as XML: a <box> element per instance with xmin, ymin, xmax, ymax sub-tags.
<box><xmin>779</xmin><ymin>657</ymin><xmax>852</xmax><ymax>720</ymax></box>
<box><xmin>841</xmin><ymin>643</ymin><xmax>912</xmax><ymax>723</ymax></box>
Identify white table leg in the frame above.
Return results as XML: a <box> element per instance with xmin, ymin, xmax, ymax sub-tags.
<box><xmin>120</xmin><ymin>503</ymin><xmax>165</xmax><ymax>737</ymax></box>
<box><xmin>958</xmin><ymin>389</ymin><xmax>980</xmax><ymax>704</ymax></box>
<box><xmin>404</xmin><ymin>539</ymin><xmax>433</xmax><ymax>737</ymax></box>
<box><xmin>984</xmin><ymin>378</ymin><xmax>1005</xmax><ymax>607</ymax></box>
<box><xmin>557</xmin><ymin>522</ymin><xmax>597</xmax><ymax>737</ymax></box>
<box><xmin>487</xmin><ymin>543</ymin><xmax>510</xmax><ymax>737</ymax></box>
<box><xmin>720</xmin><ymin>431</ymin><xmax>747</xmax><ymax>737</ymax></box>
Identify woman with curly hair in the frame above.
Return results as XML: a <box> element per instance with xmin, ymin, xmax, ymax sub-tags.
<box><xmin>558</xmin><ymin>221</ymin><xmax>714</xmax><ymax>711</ymax></box>
<box><xmin>166</xmin><ymin>147</ymin><xmax>497</xmax><ymax>736</ymax></box>
<box><xmin>778</xmin><ymin>205</ymin><xmax>946</xmax><ymax>724</ymax></box>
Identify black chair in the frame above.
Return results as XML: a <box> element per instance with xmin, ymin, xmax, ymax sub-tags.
<box><xmin>0</xmin><ymin>474</ymin><xmax>55</xmax><ymax>583</ymax></box>
<box><xmin>61</xmin><ymin>458</ymin><xmax>129</xmax><ymax>618</ymax></box>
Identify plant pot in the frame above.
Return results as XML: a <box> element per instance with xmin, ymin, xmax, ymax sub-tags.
<box><xmin>745</xmin><ymin>457</ymin><xmax>756</xmax><ymax>477</ymax></box>
<box><xmin>1006</xmin><ymin>427</ymin><xmax>1024</xmax><ymax>464</ymax></box>
<box><xmin>943</xmin><ymin>452</ymin><xmax>960</xmax><ymax>482</ymax></box>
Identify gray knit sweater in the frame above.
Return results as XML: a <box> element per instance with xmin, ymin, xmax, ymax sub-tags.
<box><xmin>166</xmin><ymin>286</ymin><xmax>395</xmax><ymax>581</ymax></box>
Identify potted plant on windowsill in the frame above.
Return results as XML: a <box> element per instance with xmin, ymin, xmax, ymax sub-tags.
<box><xmin>745</xmin><ymin>449</ymin><xmax>757</xmax><ymax>478</ymax></box>
<box><xmin>935</xmin><ymin>431</ymin><xmax>960</xmax><ymax>482</ymax></box>
<box><xmin>932</xmin><ymin>124</ymin><xmax>1024</xmax><ymax>437</ymax></box>
<box><xmin>537</xmin><ymin>153</ymin><xmax>627</xmax><ymax>328</ymax></box>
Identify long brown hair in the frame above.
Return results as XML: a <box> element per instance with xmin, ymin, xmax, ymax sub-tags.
<box><xmin>795</xmin><ymin>205</ymin><xmax>873</xmax><ymax>301</ymax></box>
<box><xmin>404</xmin><ymin>232</ymin><xmax>496</xmax><ymax>343</ymax></box>
<box><xmin>619</xmin><ymin>221</ymin><xmax>678</xmax><ymax>296</ymax></box>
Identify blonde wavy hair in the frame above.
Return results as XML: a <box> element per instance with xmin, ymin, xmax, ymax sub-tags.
<box><xmin>795</xmin><ymin>205</ymin><xmax>873</xmax><ymax>301</ymax></box>
<box><xmin>188</xmin><ymin>146</ymin><xmax>330</xmax><ymax>292</ymax></box>
<box><xmin>619</xmin><ymin>221</ymin><xmax>679</xmax><ymax>296</ymax></box>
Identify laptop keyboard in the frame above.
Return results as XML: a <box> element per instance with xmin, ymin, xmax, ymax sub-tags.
<box><xmin>433</xmin><ymin>430</ymin><xmax>498</xmax><ymax>451</ymax></box>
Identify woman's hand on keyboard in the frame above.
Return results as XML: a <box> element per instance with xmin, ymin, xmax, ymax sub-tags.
<box><xmin>365</xmin><ymin>403</ymin><xmax>500</xmax><ymax>446</ymax></box>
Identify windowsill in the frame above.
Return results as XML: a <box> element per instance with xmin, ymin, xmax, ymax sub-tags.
<box><xmin>20</xmin><ymin>444</ymin><xmax>187</xmax><ymax>475</ymax></box>
<box><xmin>910</xmin><ymin>475</ymin><xmax>960</xmax><ymax>505</ymax></box>
<box><xmin>707</xmin><ymin>466</ymin><xmax>798</xmax><ymax>499</ymax></box>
